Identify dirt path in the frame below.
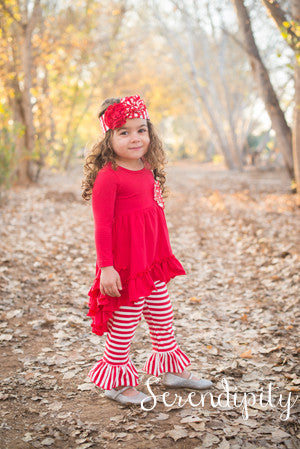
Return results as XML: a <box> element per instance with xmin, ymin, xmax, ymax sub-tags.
<box><xmin>0</xmin><ymin>161</ymin><xmax>299</xmax><ymax>449</ymax></box>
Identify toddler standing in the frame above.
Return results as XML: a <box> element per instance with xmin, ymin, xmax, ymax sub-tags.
<box><xmin>82</xmin><ymin>95</ymin><xmax>212</xmax><ymax>404</ymax></box>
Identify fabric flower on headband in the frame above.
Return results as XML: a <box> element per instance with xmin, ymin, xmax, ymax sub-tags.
<box><xmin>104</xmin><ymin>103</ymin><xmax>127</xmax><ymax>130</ymax></box>
<box><xmin>99</xmin><ymin>95</ymin><xmax>150</xmax><ymax>133</ymax></box>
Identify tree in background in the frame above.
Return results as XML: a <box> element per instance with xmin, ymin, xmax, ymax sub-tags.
<box><xmin>0</xmin><ymin>0</ymin><xmax>41</xmax><ymax>185</ymax></box>
<box><xmin>147</xmin><ymin>0</ymin><xmax>262</xmax><ymax>171</ymax></box>
<box><xmin>232</xmin><ymin>0</ymin><xmax>299</xmax><ymax>190</ymax></box>
<box><xmin>0</xmin><ymin>0</ymin><xmax>297</xmax><ymax>186</ymax></box>
<box><xmin>0</xmin><ymin>0</ymin><xmax>130</xmax><ymax>185</ymax></box>
<box><xmin>261</xmin><ymin>0</ymin><xmax>300</xmax><ymax>191</ymax></box>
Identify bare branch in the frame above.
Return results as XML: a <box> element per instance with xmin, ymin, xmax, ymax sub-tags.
<box><xmin>221</xmin><ymin>26</ymin><xmax>263</xmax><ymax>63</ymax></box>
<box><xmin>261</xmin><ymin>0</ymin><xmax>299</xmax><ymax>52</ymax></box>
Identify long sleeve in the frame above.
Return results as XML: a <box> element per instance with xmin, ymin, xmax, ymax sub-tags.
<box><xmin>92</xmin><ymin>168</ymin><xmax>118</xmax><ymax>267</ymax></box>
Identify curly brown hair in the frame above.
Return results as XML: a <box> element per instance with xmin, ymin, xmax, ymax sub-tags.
<box><xmin>81</xmin><ymin>97</ymin><xmax>168</xmax><ymax>201</ymax></box>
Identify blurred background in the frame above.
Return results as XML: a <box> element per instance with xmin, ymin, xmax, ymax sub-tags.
<box><xmin>0</xmin><ymin>0</ymin><xmax>299</xmax><ymax>190</ymax></box>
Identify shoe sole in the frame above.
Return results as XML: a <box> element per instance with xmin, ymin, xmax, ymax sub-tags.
<box><xmin>104</xmin><ymin>393</ymin><xmax>152</xmax><ymax>405</ymax></box>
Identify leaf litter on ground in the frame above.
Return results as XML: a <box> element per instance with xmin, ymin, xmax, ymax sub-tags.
<box><xmin>0</xmin><ymin>162</ymin><xmax>299</xmax><ymax>448</ymax></box>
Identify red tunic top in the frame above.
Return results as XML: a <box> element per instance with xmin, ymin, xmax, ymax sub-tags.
<box><xmin>87</xmin><ymin>160</ymin><xmax>186</xmax><ymax>335</ymax></box>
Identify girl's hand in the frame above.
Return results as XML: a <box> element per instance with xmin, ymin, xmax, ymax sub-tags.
<box><xmin>100</xmin><ymin>266</ymin><xmax>122</xmax><ymax>297</ymax></box>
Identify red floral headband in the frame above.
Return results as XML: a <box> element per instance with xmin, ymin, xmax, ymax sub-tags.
<box><xmin>99</xmin><ymin>95</ymin><xmax>150</xmax><ymax>133</ymax></box>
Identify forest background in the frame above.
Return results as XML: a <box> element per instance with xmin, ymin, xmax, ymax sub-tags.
<box><xmin>0</xmin><ymin>0</ymin><xmax>299</xmax><ymax>191</ymax></box>
<box><xmin>0</xmin><ymin>2</ymin><xmax>300</xmax><ymax>448</ymax></box>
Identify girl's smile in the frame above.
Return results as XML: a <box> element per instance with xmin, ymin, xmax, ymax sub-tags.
<box><xmin>111</xmin><ymin>118</ymin><xmax>150</xmax><ymax>169</ymax></box>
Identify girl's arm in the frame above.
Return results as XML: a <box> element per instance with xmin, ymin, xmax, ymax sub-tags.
<box><xmin>92</xmin><ymin>168</ymin><xmax>117</xmax><ymax>268</ymax></box>
<box><xmin>92</xmin><ymin>169</ymin><xmax>122</xmax><ymax>297</ymax></box>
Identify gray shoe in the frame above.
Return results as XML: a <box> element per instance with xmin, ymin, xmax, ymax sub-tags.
<box><xmin>162</xmin><ymin>372</ymin><xmax>213</xmax><ymax>390</ymax></box>
<box><xmin>104</xmin><ymin>387</ymin><xmax>152</xmax><ymax>405</ymax></box>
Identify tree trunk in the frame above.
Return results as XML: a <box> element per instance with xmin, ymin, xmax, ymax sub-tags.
<box><xmin>232</xmin><ymin>0</ymin><xmax>294</xmax><ymax>177</ymax></box>
<box><xmin>219</xmin><ymin>36</ymin><xmax>244</xmax><ymax>170</ymax></box>
<box><xmin>3</xmin><ymin>0</ymin><xmax>41</xmax><ymax>185</ymax></box>
<box><xmin>11</xmin><ymin>78</ymin><xmax>29</xmax><ymax>185</ymax></box>
<box><xmin>8</xmin><ymin>21</ymin><xmax>31</xmax><ymax>186</ymax></box>
<box><xmin>291</xmin><ymin>0</ymin><xmax>300</xmax><ymax>192</ymax></box>
<box><xmin>19</xmin><ymin>23</ymin><xmax>35</xmax><ymax>184</ymax></box>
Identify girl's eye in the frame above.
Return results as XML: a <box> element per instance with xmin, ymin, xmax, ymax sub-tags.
<box><xmin>139</xmin><ymin>128</ymin><xmax>147</xmax><ymax>133</ymax></box>
<box><xmin>120</xmin><ymin>131</ymin><xmax>128</xmax><ymax>135</ymax></box>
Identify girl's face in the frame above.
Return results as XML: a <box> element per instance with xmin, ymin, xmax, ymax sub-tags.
<box><xmin>110</xmin><ymin>118</ymin><xmax>150</xmax><ymax>167</ymax></box>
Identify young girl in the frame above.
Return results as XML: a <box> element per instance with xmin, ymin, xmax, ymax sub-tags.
<box><xmin>82</xmin><ymin>95</ymin><xmax>212</xmax><ymax>405</ymax></box>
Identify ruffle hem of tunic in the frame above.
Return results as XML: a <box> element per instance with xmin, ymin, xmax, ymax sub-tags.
<box><xmin>87</xmin><ymin>254</ymin><xmax>185</xmax><ymax>336</ymax></box>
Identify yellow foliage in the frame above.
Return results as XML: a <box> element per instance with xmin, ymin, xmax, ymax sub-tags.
<box><xmin>212</xmin><ymin>154</ymin><xmax>224</xmax><ymax>164</ymax></box>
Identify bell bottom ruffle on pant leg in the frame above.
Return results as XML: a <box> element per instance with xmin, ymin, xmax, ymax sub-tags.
<box><xmin>88</xmin><ymin>299</ymin><xmax>145</xmax><ymax>390</ymax></box>
<box><xmin>141</xmin><ymin>280</ymin><xmax>191</xmax><ymax>376</ymax></box>
<box><xmin>88</xmin><ymin>280</ymin><xmax>191</xmax><ymax>390</ymax></box>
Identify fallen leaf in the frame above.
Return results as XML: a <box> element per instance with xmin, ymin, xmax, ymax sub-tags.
<box><xmin>63</xmin><ymin>371</ymin><xmax>77</xmax><ymax>380</ymax></box>
<box><xmin>167</xmin><ymin>426</ymin><xmax>188</xmax><ymax>441</ymax></box>
<box><xmin>217</xmin><ymin>439</ymin><xmax>230</xmax><ymax>449</ymax></box>
<box><xmin>272</xmin><ymin>429</ymin><xmax>292</xmax><ymax>441</ymax></box>
<box><xmin>47</xmin><ymin>401</ymin><xmax>63</xmax><ymax>411</ymax></box>
<box><xmin>202</xmin><ymin>433</ymin><xmax>220</xmax><ymax>447</ymax></box>
<box><xmin>77</xmin><ymin>383</ymin><xmax>94</xmax><ymax>391</ymax></box>
<box><xmin>151</xmin><ymin>413</ymin><xmax>169</xmax><ymax>421</ymax></box>
<box><xmin>41</xmin><ymin>438</ymin><xmax>55</xmax><ymax>446</ymax></box>
<box><xmin>240</xmin><ymin>349</ymin><xmax>253</xmax><ymax>358</ymax></box>
<box><xmin>0</xmin><ymin>335</ymin><xmax>13</xmax><ymax>341</ymax></box>
<box><xmin>286</xmin><ymin>385</ymin><xmax>299</xmax><ymax>392</ymax></box>
<box><xmin>189</xmin><ymin>297</ymin><xmax>201</xmax><ymax>303</ymax></box>
<box><xmin>22</xmin><ymin>433</ymin><xmax>33</xmax><ymax>442</ymax></box>
<box><xmin>188</xmin><ymin>422</ymin><xmax>205</xmax><ymax>432</ymax></box>
<box><xmin>180</xmin><ymin>415</ymin><xmax>202</xmax><ymax>423</ymax></box>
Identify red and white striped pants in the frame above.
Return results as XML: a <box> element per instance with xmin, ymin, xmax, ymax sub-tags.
<box><xmin>88</xmin><ymin>280</ymin><xmax>191</xmax><ymax>390</ymax></box>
